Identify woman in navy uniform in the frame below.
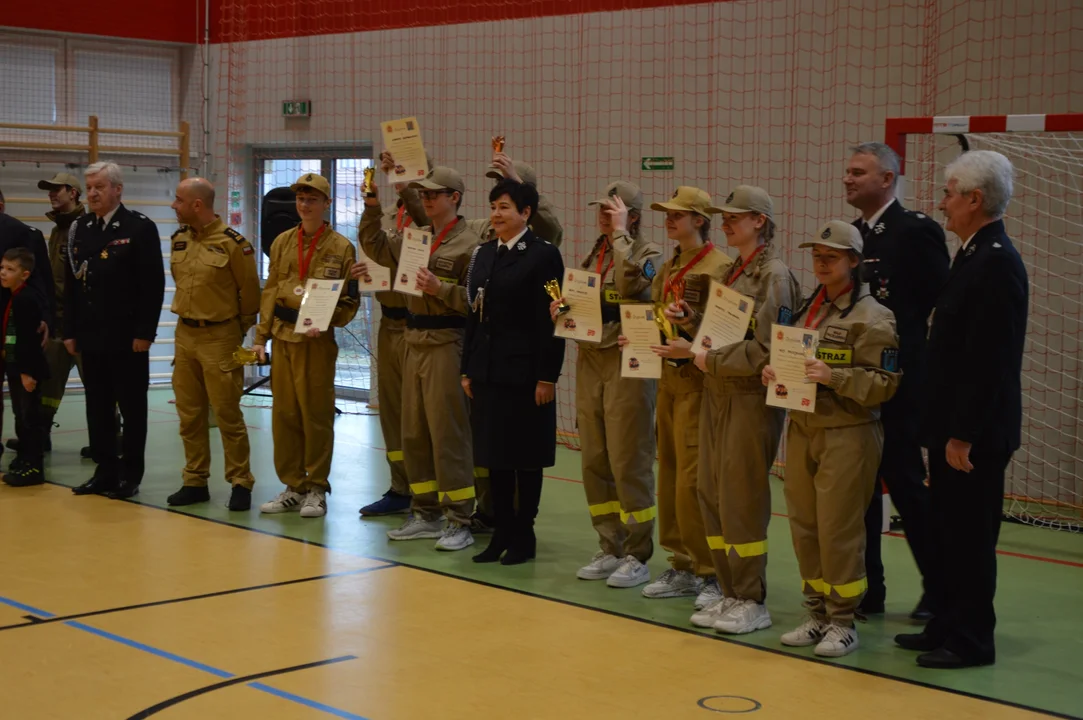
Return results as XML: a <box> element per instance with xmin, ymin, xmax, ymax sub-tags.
<box><xmin>462</xmin><ymin>180</ymin><xmax>566</xmax><ymax>565</ymax></box>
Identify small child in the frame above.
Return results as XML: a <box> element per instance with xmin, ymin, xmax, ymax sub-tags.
<box><xmin>1</xmin><ymin>248</ymin><xmax>50</xmax><ymax>486</ymax></box>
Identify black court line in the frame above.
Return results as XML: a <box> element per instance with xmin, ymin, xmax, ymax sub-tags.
<box><xmin>0</xmin><ymin>564</ymin><xmax>397</xmax><ymax>632</ymax></box>
<box><xmin>38</xmin><ymin>481</ymin><xmax>1081</xmax><ymax>720</ymax></box>
<box><xmin>126</xmin><ymin>654</ymin><xmax>357</xmax><ymax>719</ymax></box>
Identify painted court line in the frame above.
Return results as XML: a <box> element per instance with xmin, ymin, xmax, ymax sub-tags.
<box><xmin>0</xmin><ymin>594</ymin><xmax>370</xmax><ymax>719</ymax></box>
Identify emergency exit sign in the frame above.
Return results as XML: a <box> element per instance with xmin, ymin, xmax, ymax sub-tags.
<box><xmin>282</xmin><ymin>101</ymin><xmax>312</xmax><ymax>117</ymax></box>
<box><xmin>641</xmin><ymin>156</ymin><xmax>674</xmax><ymax>171</ymax></box>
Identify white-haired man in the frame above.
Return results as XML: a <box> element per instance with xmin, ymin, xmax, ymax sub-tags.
<box><xmin>65</xmin><ymin>162</ymin><xmax>165</xmax><ymax>500</ymax></box>
<box><xmin>896</xmin><ymin>150</ymin><xmax>1028</xmax><ymax>669</ymax></box>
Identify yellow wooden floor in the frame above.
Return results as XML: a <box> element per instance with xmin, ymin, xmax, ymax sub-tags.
<box><xmin>0</xmin><ymin>484</ymin><xmax>1056</xmax><ymax>720</ymax></box>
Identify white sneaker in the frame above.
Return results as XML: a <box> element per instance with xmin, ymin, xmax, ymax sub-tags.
<box><xmin>690</xmin><ymin>596</ymin><xmax>738</xmax><ymax>628</ymax></box>
<box><xmin>714</xmin><ymin>599</ymin><xmax>773</xmax><ymax>635</ymax></box>
<box><xmin>435</xmin><ymin>524</ymin><xmax>474</xmax><ymax>551</ymax></box>
<box><xmin>299</xmin><ymin>489</ymin><xmax>327</xmax><ymax>518</ymax></box>
<box><xmin>606</xmin><ymin>556</ymin><xmax>650</xmax><ymax>588</ymax></box>
<box><xmin>641</xmin><ymin>568</ymin><xmax>703</xmax><ymax>599</ymax></box>
<box><xmin>577</xmin><ymin>552</ymin><xmax>622</xmax><ymax>580</ymax></box>
<box><xmin>780</xmin><ymin>615</ymin><xmax>829</xmax><ymax>647</ymax></box>
<box><xmin>260</xmin><ymin>490</ymin><xmax>304</xmax><ymax>514</ymax></box>
<box><xmin>387</xmin><ymin>516</ymin><xmax>444</xmax><ymax>540</ymax></box>
<box><xmin>694</xmin><ymin>578</ymin><xmax>723</xmax><ymax>610</ymax></box>
<box><xmin>815</xmin><ymin>624</ymin><xmax>859</xmax><ymax>657</ymax></box>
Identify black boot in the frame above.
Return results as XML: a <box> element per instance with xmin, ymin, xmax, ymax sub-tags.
<box><xmin>501</xmin><ymin>470</ymin><xmax>541</xmax><ymax>566</ymax></box>
<box><xmin>473</xmin><ymin>469</ymin><xmax>515</xmax><ymax>563</ymax></box>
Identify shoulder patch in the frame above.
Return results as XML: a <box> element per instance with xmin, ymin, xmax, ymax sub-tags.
<box><xmin>242</xmin><ymin>245</ymin><xmax>255</xmax><ymax>255</ymax></box>
<box><xmin>643</xmin><ymin>258</ymin><xmax>656</xmax><ymax>280</ymax></box>
<box><xmin>171</xmin><ymin>225</ymin><xmax>189</xmax><ymax>240</ymax></box>
<box><xmin>224</xmin><ymin>227</ymin><xmax>247</xmax><ymax>243</ymax></box>
<box><xmin>881</xmin><ymin>347</ymin><xmax>899</xmax><ymax>373</ymax></box>
<box><xmin>777</xmin><ymin>305</ymin><xmax>793</xmax><ymax>326</ymax></box>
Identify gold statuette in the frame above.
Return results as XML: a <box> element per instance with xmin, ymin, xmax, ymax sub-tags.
<box><xmin>670</xmin><ymin>277</ymin><xmax>687</xmax><ymax>319</ymax></box>
<box><xmin>544</xmin><ymin>279</ymin><xmax>571</xmax><ymax>315</ymax></box>
<box><xmin>232</xmin><ymin>346</ymin><xmax>261</xmax><ymax>366</ymax></box>
<box><xmin>362</xmin><ymin>166</ymin><xmax>376</xmax><ymax>197</ymax></box>
<box><xmin>492</xmin><ymin>135</ymin><xmax>506</xmax><ymax>154</ymax></box>
<box><xmin>653</xmin><ymin>302</ymin><xmax>679</xmax><ymax>341</ymax></box>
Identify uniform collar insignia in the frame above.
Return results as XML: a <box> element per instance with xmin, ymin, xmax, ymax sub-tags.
<box><xmin>965</xmin><ymin>243</ymin><xmax>977</xmax><ymax>256</ymax></box>
<box><xmin>873</xmin><ymin>222</ymin><xmax>886</xmax><ymax>234</ymax></box>
<box><xmin>517</xmin><ymin>241</ymin><xmax>527</xmax><ymax>251</ymax></box>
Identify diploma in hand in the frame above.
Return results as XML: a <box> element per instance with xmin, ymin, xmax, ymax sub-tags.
<box><xmin>362</xmin><ymin>166</ymin><xmax>376</xmax><ymax>197</ymax></box>
<box><xmin>545</xmin><ymin>279</ymin><xmax>571</xmax><ymax>315</ymax></box>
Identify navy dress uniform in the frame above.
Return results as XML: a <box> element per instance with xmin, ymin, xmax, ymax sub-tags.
<box><xmin>64</xmin><ymin>204</ymin><xmax>165</xmax><ymax>497</ymax></box>
<box><xmin>855</xmin><ymin>200</ymin><xmax>950</xmax><ymax>615</ymax></box>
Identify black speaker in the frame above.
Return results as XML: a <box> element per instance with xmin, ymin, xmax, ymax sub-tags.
<box><xmin>260</xmin><ymin>187</ymin><xmax>300</xmax><ymax>256</ymax></box>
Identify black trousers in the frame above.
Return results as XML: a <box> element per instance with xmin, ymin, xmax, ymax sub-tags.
<box><xmin>863</xmin><ymin>417</ymin><xmax>936</xmax><ymax>602</ymax></box>
<box><xmin>82</xmin><ymin>349</ymin><xmax>149</xmax><ymax>484</ymax></box>
<box><xmin>6</xmin><ymin>365</ymin><xmax>44</xmax><ymax>464</ymax></box>
<box><xmin>488</xmin><ymin>468</ymin><xmax>543</xmax><ymax>531</ymax></box>
<box><xmin>923</xmin><ymin>440</ymin><xmax>1009</xmax><ymax>662</ymax></box>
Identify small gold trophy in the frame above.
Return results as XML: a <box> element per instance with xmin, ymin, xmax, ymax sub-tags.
<box><xmin>492</xmin><ymin>135</ymin><xmax>506</xmax><ymax>154</ymax></box>
<box><xmin>233</xmin><ymin>346</ymin><xmax>260</xmax><ymax>366</ymax></box>
<box><xmin>653</xmin><ymin>302</ymin><xmax>678</xmax><ymax>341</ymax></box>
<box><xmin>670</xmin><ymin>277</ymin><xmax>687</xmax><ymax>319</ymax></box>
<box><xmin>544</xmin><ymin>279</ymin><xmax>570</xmax><ymax>315</ymax></box>
<box><xmin>362</xmin><ymin>166</ymin><xmax>376</xmax><ymax>197</ymax></box>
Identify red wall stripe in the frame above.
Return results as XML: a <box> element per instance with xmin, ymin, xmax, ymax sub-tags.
<box><xmin>2</xmin><ymin>1</ymin><xmax>202</xmax><ymax>44</ymax></box>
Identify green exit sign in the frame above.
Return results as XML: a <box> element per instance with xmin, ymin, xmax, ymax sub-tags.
<box><xmin>282</xmin><ymin>100</ymin><xmax>312</xmax><ymax>117</ymax></box>
<box><xmin>641</xmin><ymin>156</ymin><xmax>674</xmax><ymax>171</ymax></box>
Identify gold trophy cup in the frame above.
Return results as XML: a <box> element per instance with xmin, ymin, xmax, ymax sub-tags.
<box><xmin>544</xmin><ymin>279</ymin><xmax>571</xmax><ymax>315</ymax></box>
<box><xmin>653</xmin><ymin>302</ymin><xmax>678</xmax><ymax>341</ymax></box>
<box><xmin>232</xmin><ymin>346</ymin><xmax>261</xmax><ymax>366</ymax></box>
<box><xmin>670</xmin><ymin>277</ymin><xmax>687</xmax><ymax>319</ymax></box>
<box><xmin>362</xmin><ymin>166</ymin><xmax>376</xmax><ymax>197</ymax></box>
<box><xmin>492</xmin><ymin>135</ymin><xmax>506</xmax><ymax>154</ymax></box>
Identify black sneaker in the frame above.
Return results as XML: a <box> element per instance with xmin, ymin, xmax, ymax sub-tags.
<box><xmin>228</xmin><ymin>485</ymin><xmax>252</xmax><ymax>511</ymax></box>
<box><xmin>167</xmin><ymin>485</ymin><xmax>211</xmax><ymax>506</ymax></box>
<box><xmin>4</xmin><ymin>462</ymin><xmax>44</xmax><ymax>487</ymax></box>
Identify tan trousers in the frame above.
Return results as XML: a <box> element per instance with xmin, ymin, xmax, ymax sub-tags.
<box><xmin>784</xmin><ymin>418</ymin><xmax>882</xmax><ymax>625</ymax></box>
<box><xmin>40</xmin><ymin>338</ymin><xmax>82</xmax><ymax>426</ymax></box>
<box><xmin>657</xmin><ymin>374</ymin><xmax>714</xmax><ymax>576</ymax></box>
<box><xmin>402</xmin><ymin>338</ymin><xmax>475</xmax><ymax>525</ymax></box>
<box><xmin>270</xmin><ymin>334</ymin><xmax>339</xmax><ymax>492</ymax></box>
<box><xmin>174</xmin><ymin>321</ymin><xmax>255</xmax><ymax>489</ymax></box>
<box><xmin>377</xmin><ymin>318</ymin><xmax>409</xmax><ymax>495</ymax></box>
<box><xmin>577</xmin><ymin>345</ymin><xmax>657</xmax><ymax>562</ymax></box>
<box><xmin>698</xmin><ymin>381</ymin><xmax>784</xmax><ymax>602</ymax></box>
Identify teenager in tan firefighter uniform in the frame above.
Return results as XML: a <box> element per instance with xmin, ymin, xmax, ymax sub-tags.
<box><xmin>356</xmin><ymin>150</ymin><xmax>429</xmax><ymax>517</ymax></box>
<box><xmin>613</xmin><ymin>186</ymin><xmax>732</xmax><ymax>596</ymax></box>
<box><xmin>762</xmin><ymin>220</ymin><xmax>900</xmax><ymax>658</ymax></box>
<box><xmin>680</xmin><ymin>186</ymin><xmax>802</xmax><ymax>634</ymax></box>
<box><xmin>548</xmin><ymin>181</ymin><xmax>661</xmax><ymax>582</ymax></box>
<box><xmin>166</xmin><ymin>178</ymin><xmax>261</xmax><ymax>511</ymax></box>
<box><xmin>252</xmin><ymin>174</ymin><xmax>359</xmax><ymax>519</ymax></box>
<box><xmin>358</xmin><ymin>166</ymin><xmax>481</xmax><ymax>552</ymax></box>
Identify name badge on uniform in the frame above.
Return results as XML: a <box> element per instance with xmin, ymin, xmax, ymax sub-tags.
<box><xmin>824</xmin><ymin>326</ymin><xmax>849</xmax><ymax>344</ymax></box>
<box><xmin>173</xmin><ymin>241</ymin><xmax>187</xmax><ymax>251</ymax></box>
<box><xmin>322</xmin><ymin>267</ymin><xmax>342</xmax><ymax>279</ymax></box>
<box><xmin>434</xmin><ymin>257</ymin><xmax>455</xmax><ymax>273</ymax></box>
<box><xmin>683</xmin><ymin>287</ymin><xmax>702</xmax><ymax>304</ymax></box>
<box><xmin>604</xmin><ymin>289</ymin><xmax>622</xmax><ymax>304</ymax></box>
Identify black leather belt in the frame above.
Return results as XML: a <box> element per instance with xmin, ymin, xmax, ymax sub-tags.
<box><xmin>381</xmin><ymin>305</ymin><xmax>408</xmax><ymax>320</ymax></box>
<box><xmin>180</xmin><ymin>317</ymin><xmax>231</xmax><ymax>328</ymax></box>
<box><xmin>274</xmin><ymin>305</ymin><xmax>299</xmax><ymax>324</ymax></box>
<box><xmin>406</xmin><ymin>313</ymin><xmax>466</xmax><ymax>330</ymax></box>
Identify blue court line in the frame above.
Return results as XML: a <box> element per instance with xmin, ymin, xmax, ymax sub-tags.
<box><xmin>0</xmin><ymin>594</ymin><xmax>370</xmax><ymax>719</ymax></box>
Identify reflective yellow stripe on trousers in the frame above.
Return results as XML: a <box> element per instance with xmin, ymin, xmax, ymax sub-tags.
<box><xmin>620</xmin><ymin>506</ymin><xmax>657</xmax><ymax>525</ymax></box>
<box><xmin>410</xmin><ymin>481</ymin><xmax>438</xmax><ymax>495</ymax></box>
<box><xmin>387</xmin><ymin>450</ymin><xmax>404</xmax><ymax>462</ymax></box>
<box><xmin>803</xmin><ymin>577</ymin><xmax>868</xmax><ymax>598</ymax></box>
<box><xmin>706</xmin><ymin>536</ymin><xmax>768</xmax><ymax>557</ymax></box>
<box><xmin>440</xmin><ymin>486</ymin><xmax>476</xmax><ymax>503</ymax></box>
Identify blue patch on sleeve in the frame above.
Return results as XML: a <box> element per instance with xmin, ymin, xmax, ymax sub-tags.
<box><xmin>777</xmin><ymin>306</ymin><xmax>793</xmax><ymax>325</ymax></box>
<box><xmin>881</xmin><ymin>347</ymin><xmax>899</xmax><ymax>372</ymax></box>
<box><xmin>643</xmin><ymin>259</ymin><xmax>656</xmax><ymax>280</ymax></box>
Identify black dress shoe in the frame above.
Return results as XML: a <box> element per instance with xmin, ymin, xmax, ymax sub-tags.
<box><xmin>858</xmin><ymin>595</ymin><xmax>885</xmax><ymax>616</ymax></box>
<box><xmin>107</xmin><ymin>480</ymin><xmax>140</xmax><ymax>500</ymax></box>
<box><xmin>227</xmin><ymin>485</ymin><xmax>252</xmax><ymax>511</ymax></box>
<box><xmin>895</xmin><ymin>631</ymin><xmax>943</xmax><ymax>652</ymax></box>
<box><xmin>917</xmin><ymin>647</ymin><xmax>994</xmax><ymax>669</ymax></box>
<box><xmin>80</xmin><ymin>445</ymin><xmax>94</xmax><ymax>460</ymax></box>
<box><xmin>909</xmin><ymin>597</ymin><xmax>934</xmax><ymax>623</ymax></box>
<box><xmin>5</xmin><ymin>438</ymin><xmax>19</xmax><ymax>451</ymax></box>
<box><xmin>168</xmin><ymin>485</ymin><xmax>211</xmax><ymax>506</ymax></box>
<box><xmin>72</xmin><ymin>473</ymin><xmax>118</xmax><ymax>495</ymax></box>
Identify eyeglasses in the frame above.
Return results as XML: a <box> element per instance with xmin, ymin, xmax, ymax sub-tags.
<box><xmin>419</xmin><ymin>190</ymin><xmax>453</xmax><ymax>200</ymax></box>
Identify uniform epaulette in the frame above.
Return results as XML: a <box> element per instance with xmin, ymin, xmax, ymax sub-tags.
<box><xmin>224</xmin><ymin>227</ymin><xmax>248</xmax><ymax>243</ymax></box>
<box><xmin>134</xmin><ymin>212</ymin><xmax>149</xmax><ymax>220</ymax></box>
<box><xmin>171</xmin><ymin>225</ymin><xmax>189</xmax><ymax>239</ymax></box>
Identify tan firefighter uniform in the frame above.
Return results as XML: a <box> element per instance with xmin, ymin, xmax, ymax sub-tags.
<box><xmin>254</xmin><ymin>182</ymin><xmax>359</xmax><ymax>493</ymax></box>
<box><xmin>41</xmin><ymin>198</ymin><xmax>86</xmax><ymax>426</ymax></box>
<box><xmin>170</xmin><ymin>217</ymin><xmax>262</xmax><ymax>489</ymax></box>
<box><xmin>699</xmin><ymin>242</ymin><xmax>801</xmax><ymax>602</ymax></box>
<box><xmin>784</xmin><ymin>221</ymin><xmax>901</xmax><ymax>626</ymax></box>
<box><xmin>368</xmin><ymin>188</ymin><xmax>428</xmax><ymax>496</ymax></box>
<box><xmin>575</xmin><ymin>181</ymin><xmax>662</xmax><ymax>562</ymax></box>
<box><xmin>359</xmin><ymin>167</ymin><xmax>480</xmax><ymax>526</ymax></box>
<box><xmin>650</xmin><ymin>187</ymin><xmax>733</xmax><ymax>578</ymax></box>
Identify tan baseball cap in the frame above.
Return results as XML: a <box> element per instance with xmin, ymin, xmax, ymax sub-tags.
<box><xmin>650</xmin><ymin>186</ymin><xmax>720</xmax><ymax>218</ymax></box>
<box><xmin>38</xmin><ymin>172</ymin><xmax>83</xmax><ymax>193</ymax></box>
<box><xmin>716</xmin><ymin>185</ymin><xmax>774</xmax><ymax>219</ymax></box>
<box><xmin>291</xmin><ymin>173</ymin><xmax>331</xmax><ymax>198</ymax></box>
<box><xmin>588</xmin><ymin>181</ymin><xmax>644</xmax><ymax>212</ymax></box>
<box><xmin>800</xmin><ymin>220</ymin><xmax>864</xmax><ymax>254</ymax></box>
<box><xmin>486</xmin><ymin>161</ymin><xmax>537</xmax><ymax>186</ymax></box>
<box><xmin>409</xmin><ymin>166</ymin><xmax>465</xmax><ymax>194</ymax></box>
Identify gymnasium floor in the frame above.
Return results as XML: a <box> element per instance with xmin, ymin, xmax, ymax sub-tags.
<box><xmin>1</xmin><ymin>389</ymin><xmax>1080</xmax><ymax>720</ymax></box>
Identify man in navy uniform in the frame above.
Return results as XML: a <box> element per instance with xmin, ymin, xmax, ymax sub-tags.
<box><xmin>896</xmin><ymin>150</ymin><xmax>1028</xmax><ymax>669</ymax></box>
<box><xmin>64</xmin><ymin>162</ymin><xmax>165</xmax><ymax>500</ymax></box>
<box><xmin>844</xmin><ymin>142</ymin><xmax>949</xmax><ymax>621</ymax></box>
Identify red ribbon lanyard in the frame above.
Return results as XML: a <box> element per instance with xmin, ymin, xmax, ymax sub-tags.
<box><xmin>2</xmin><ymin>285</ymin><xmax>24</xmax><ymax>342</ymax></box>
<box><xmin>726</xmin><ymin>244</ymin><xmax>765</xmax><ymax>287</ymax></box>
<box><xmin>595</xmin><ymin>242</ymin><xmax>614</xmax><ymax>283</ymax></box>
<box><xmin>297</xmin><ymin>224</ymin><xmax>326</xmax><ymax>282</ymax></box>
<box><xmin>665</xmin><ymin>242</ymin><xmax>714</xmax><ymax>298</ymax></box>
<box><xmin>804</xmin><ymin>283</ymin><xmax>852</xmax><ymax>330</ymax></box>
<box><xmin>429</xmin><ymin>217</ymin><xmax>460</xmax><ymax>256</ymax></box>
<box><xmin>396</xmin><ymin>205</ymin><xmax>412</xmax><ymax>233</ymax></box>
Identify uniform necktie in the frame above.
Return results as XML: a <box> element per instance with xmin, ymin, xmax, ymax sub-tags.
<box><xmin>497</xmin><ymin>244</ymin><xmax>508</xmax><ymax>258</ymax></box>
<box><xmin>858</xmin><ymin>220</ymin><xmax>872</xmax><ymax>242</ymax></box>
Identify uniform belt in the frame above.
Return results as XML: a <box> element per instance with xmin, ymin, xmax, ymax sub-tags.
<box><xmin>381</xmin><ymin>305</ymin><xmax>408</xmax><ymax>320</ymax></box>
<box><xmin>406</xmin><ymin>313</ymin><xmax>465</xmax><ymax>330</ymax></box>
<box><xmin>601</xmin><ymin>305</ymin><xmax>621</xmax><ymax>324</ymax></box>
<box><xmin>179</xmin><ymin>317</ymin><xmax>231</xmax><ymax>328</ymax></box>
<box><xmin>666</xmin><ymin>358</ymin><xmax>691</xmax><ymax>368</ymax></box>
<box><xmin>274</xmin><ymin>304</ymin><xmax>299</xmax><ymax>324</ymax></box>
